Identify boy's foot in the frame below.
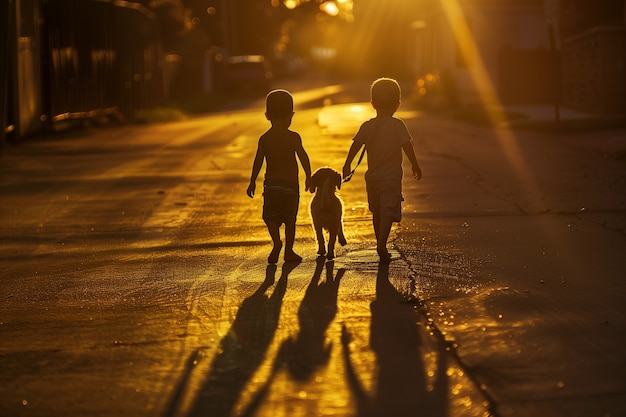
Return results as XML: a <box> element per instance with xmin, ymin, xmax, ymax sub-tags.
<box><xmin>284</xmin><ymin>250</ymin><xmax>302</xmax><ymax>263</ymax></box>
<box><xmin>377</xmin><ymin>248</ymin><xmax>391</xmax><ymax>264</ymax></box>
<box><xmin>268</xmin><ymin>241</ymin><xmax>283</xmax><ymax>264</ymax></box>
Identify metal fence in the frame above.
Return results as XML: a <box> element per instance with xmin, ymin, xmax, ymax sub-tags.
<box><xmin>2</xmin><ymin>0</ymin><xmax>163</xmax><ymax>142</ymax></box>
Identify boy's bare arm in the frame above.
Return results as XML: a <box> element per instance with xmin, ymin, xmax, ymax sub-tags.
<box><xmin>342</xmin><ymin>142</ymin><xmax>363</xmax><ymax>179</ymax></box>
<box><xmin>247</xmin><ymin>147</ymin><xmax>264</xmax><ymax>197</ymax></box>
<box><xmin>402</xmin><ymin>141</ymin><xmax>422</xmax><ymax>180</ymax></box>
<box><xmin>295</xmin><ymin>142</ymin><xmax>312</xmax><ymax>192</ymax></box>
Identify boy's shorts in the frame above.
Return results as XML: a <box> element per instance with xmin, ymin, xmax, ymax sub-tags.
<box><xmin>366</xmin><ymin>179</ymin><xmax>403</xmax><ymax>222</ymax></box>
<box><xmin>263</xmin><ymin>179</ymin><xmax>299</xmax><ymax>225</ymax></box>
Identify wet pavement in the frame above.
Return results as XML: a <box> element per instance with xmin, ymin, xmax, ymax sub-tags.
<box><xmin>1</xmin><ymin>81</ymin><xmax>626</xmax><ymax>417</ymax></box>
<box><xmin>395</xmin><ymin>108</ymin><xmax>626</xmax><ymax>416</ymax></box>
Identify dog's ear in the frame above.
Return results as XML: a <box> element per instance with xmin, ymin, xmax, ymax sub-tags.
<box><xmin>335</xmin><ymin>172</ymin><xmax>342</xmax><ymax>190</ymax></box>
<box><xmin>310</xmin><ymin>172</ymin><xmax>319</xmax><ymax>193</ymax></box>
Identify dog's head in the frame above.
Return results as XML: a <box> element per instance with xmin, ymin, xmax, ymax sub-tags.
<box><xmin>310</xmin><ymin>167</ymin><xmax>342</xmax><ymax>193</ymax></box>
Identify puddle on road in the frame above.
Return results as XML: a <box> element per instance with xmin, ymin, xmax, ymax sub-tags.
<box><xmin>396</xmin><ymin>236</ymin><xmax>484</xmax><ymax>302</ymax></box>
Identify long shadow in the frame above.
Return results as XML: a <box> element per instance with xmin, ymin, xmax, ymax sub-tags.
<box><xmin>282</xmin><ymin>256</ymin><xmax>345</xmax><ymax>381</ymax></box>
<box><xmin>341</xmin><ymin>263</ymin><xmax>448</xmax><ymax>417</ymax></box>
<box><xmin>184</xmin><ymin>261</ymin><xmax>299</xmax><ymax>417</ymax></box>
<box><xmin>239</xmin><ymin>257</ymin><xmax>345</xmax><ymax>417</ymax></box>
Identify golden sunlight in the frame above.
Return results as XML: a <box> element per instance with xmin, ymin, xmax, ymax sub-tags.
<box><xmin>282</xmin><ymin>0</ymin><xmax>353</xmax><ymax>19</ymax></box>
<box><xmin>440</xmin><ymin>0</ymin><xmax>544</xmax><ymax>211</ymax></box>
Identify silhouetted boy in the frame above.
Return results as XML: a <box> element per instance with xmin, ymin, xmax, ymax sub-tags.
<box><xmin>247</xmin><ymin>89</ymin><xmax>312</xmax><ymax>263</ymax></box>
<box><xmin>343</xmin><ymin>78</ymin><xmax>422</xmax><ymax>263</ymax></box>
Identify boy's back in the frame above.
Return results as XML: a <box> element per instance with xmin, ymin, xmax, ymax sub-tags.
<box><xmin>352</xmin><ymin>116</ymin><xmax>412</xmax><ymax>182</ymax></box>
<box><xmin>259</xmin><ymin>127</ymin><xmax>302</xmax><ymax>185</ymax></box>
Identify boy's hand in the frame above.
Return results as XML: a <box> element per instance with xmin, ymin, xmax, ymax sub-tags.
<box><xmin>305</xmin><ymin>176</ymin><xmax>312</xmax><ymax>193</ymax></box>
<box><xmin>412</xmin><ymin>164</ymin><xmax>422</xmax><ymax>180</ymax></box>
<box><xmin>246</xmin><ymin>182</ymin><xmax>256</xmax><ymax>198</ymax></box>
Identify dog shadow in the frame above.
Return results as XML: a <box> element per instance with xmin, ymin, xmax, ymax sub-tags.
<box><xmin>238</xmin><ymin>257</ymin><xmax>345</xmax><ymax>417</ymax></box>
<box><xmin>281</xmin><ymin>256</ymin><xmax>345</xmax><ymax>381</ymax></box>
<box><xmin>341</xmin><ymin>263</ymin><xmax>449</xmax><ymax>417</ymax></box>
<box><xmin>185</xmin><ymin>262</ymin><xmax>299</xmax><ymax>417</ymax></box>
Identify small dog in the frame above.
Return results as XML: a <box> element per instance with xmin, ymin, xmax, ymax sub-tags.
<box><xmin>309</xmin><ymin>167</ymin><xmax>347</xmax><ymax>259</ymax></box>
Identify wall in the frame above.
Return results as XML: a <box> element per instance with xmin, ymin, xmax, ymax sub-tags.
<box><xmin>562</xmin><ymin>26</ymin><xmax>626</xmax><ymax>114</ymax></box>
<box><xmin>410</xmin><ymin>1</ymin><xmax>545</xmax><ymax>109</ymax></box>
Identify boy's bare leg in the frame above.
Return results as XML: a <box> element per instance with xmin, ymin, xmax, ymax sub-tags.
<box><xmin>376</xmin><ymin>216</ymin><xmax>393</xmax><ymax>263</ymax></box>
<box><xmin>267</xmin><ymin>222</ymin><xmax>282</xmax><ymax>264</ymax></box>
<box><xmin>284</xmin><ymin>221</ymin><xmax>302</xmax><ymax>262</ymax></box>
<box><xmin>372</xmin><ymin>212</ymin><xmax>380</xmax><ymax>241</ymax></box>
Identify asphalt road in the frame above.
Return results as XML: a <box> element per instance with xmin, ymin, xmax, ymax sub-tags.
<box><xmin>1</xmin><ymin>80</ymin><xmax>626</xmax><ymax>417</ymax></box>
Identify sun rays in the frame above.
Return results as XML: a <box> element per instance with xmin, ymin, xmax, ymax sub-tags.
<box><xmin>440</xmin><ymin>0</ymin><xmax>544</xmax><ymax>213</ymax></box>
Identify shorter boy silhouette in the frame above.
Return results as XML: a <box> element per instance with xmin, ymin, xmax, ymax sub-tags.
<box><xmin>247</xmin><ymin>89</ymin><xmax>312</xmax><ymax>263</ymax></box>
<box><xmin>343</xmin><ymin>78</ymin><xmax>422</xmax><ymax>263</ymax></box>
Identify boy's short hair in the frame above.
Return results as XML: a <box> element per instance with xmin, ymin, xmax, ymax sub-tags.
<box><xmin>266</xmin><ymin>89</ymin><xmax>294</xmax><ymax>119</ymax></box>
<box><xmin>370</xmin><ymin>78</ymin><xmax>401</xmax><ymax>110</ymax></box>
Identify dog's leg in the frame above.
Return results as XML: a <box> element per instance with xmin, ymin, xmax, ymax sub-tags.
<box><xmin>327</xmin><ymin>230</ymin><xmax>337</xmax><ymax>260</ymax></box>
<box><xmin>315</xmin><ymin>225</ymin><xmax>326</xmax><ymax>256</ymax></box>
<box><xmin>338</xmin><ymin>221</ymin><xmax>347</xmax><ymax>246</ymax></box>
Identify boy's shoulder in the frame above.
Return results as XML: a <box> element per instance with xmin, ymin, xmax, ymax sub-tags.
<box><xmin>260</xmin><ymin>127</ymin><xmax>300</xmax><ymax>144</ymax></box>
<box><xmin>263</xmin><ymin>126</ymin><xmax>300</xmax><ymax>136</ymax></box>
<box><xmin>365</xmin><ymin>115</ymin><xmax>404</xmax><ymax>123</ymax></box>
<box><xmin>360</xmin><ymin>115</ymin><xmax>407</xmax><ymax>130</ymax></box>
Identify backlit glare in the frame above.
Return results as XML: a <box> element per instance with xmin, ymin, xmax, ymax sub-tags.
<box><xmin>321</xmin><ymin>1</ymin><xmax>339</xmax><ymax>16</ymax></box>
<box><xmin>284</xmin><ymin>0</ymin><xmax>298</xmax><ymax>9</ymax></box>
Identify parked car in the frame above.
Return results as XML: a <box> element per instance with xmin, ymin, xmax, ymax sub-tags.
<box><xmin>224</xmin><ymin>55</ymin><xmax>272</xmax><ymax>94</ymax></box>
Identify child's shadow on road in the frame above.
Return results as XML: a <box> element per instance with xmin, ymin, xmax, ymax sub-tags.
<box><xmin>342</xmin><ymin>263</ymin><xmax>449</xmax><ymax>417</ymax></box>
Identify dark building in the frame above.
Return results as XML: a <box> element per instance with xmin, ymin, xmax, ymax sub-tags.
<box><xmin>558</xmin><ymin>0</ymin><xmax>626</xmax><ymax>114</ymax></box>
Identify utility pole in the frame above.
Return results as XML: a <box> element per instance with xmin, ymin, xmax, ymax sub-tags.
<box><xmin>547</xmin><ymin>20</ymin><xmax>561</xmax><ymax>131</ymax></box>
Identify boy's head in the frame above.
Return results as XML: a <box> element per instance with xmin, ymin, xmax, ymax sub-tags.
<box><xmin>370</xmin><ymin>78</ymin><xmax>401</xmax><ymax>111</ymax></box>
<box><xmin>266</xmin><ymin>89</ymin><xmax>294</xmax><ymax>120</ymax></box>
